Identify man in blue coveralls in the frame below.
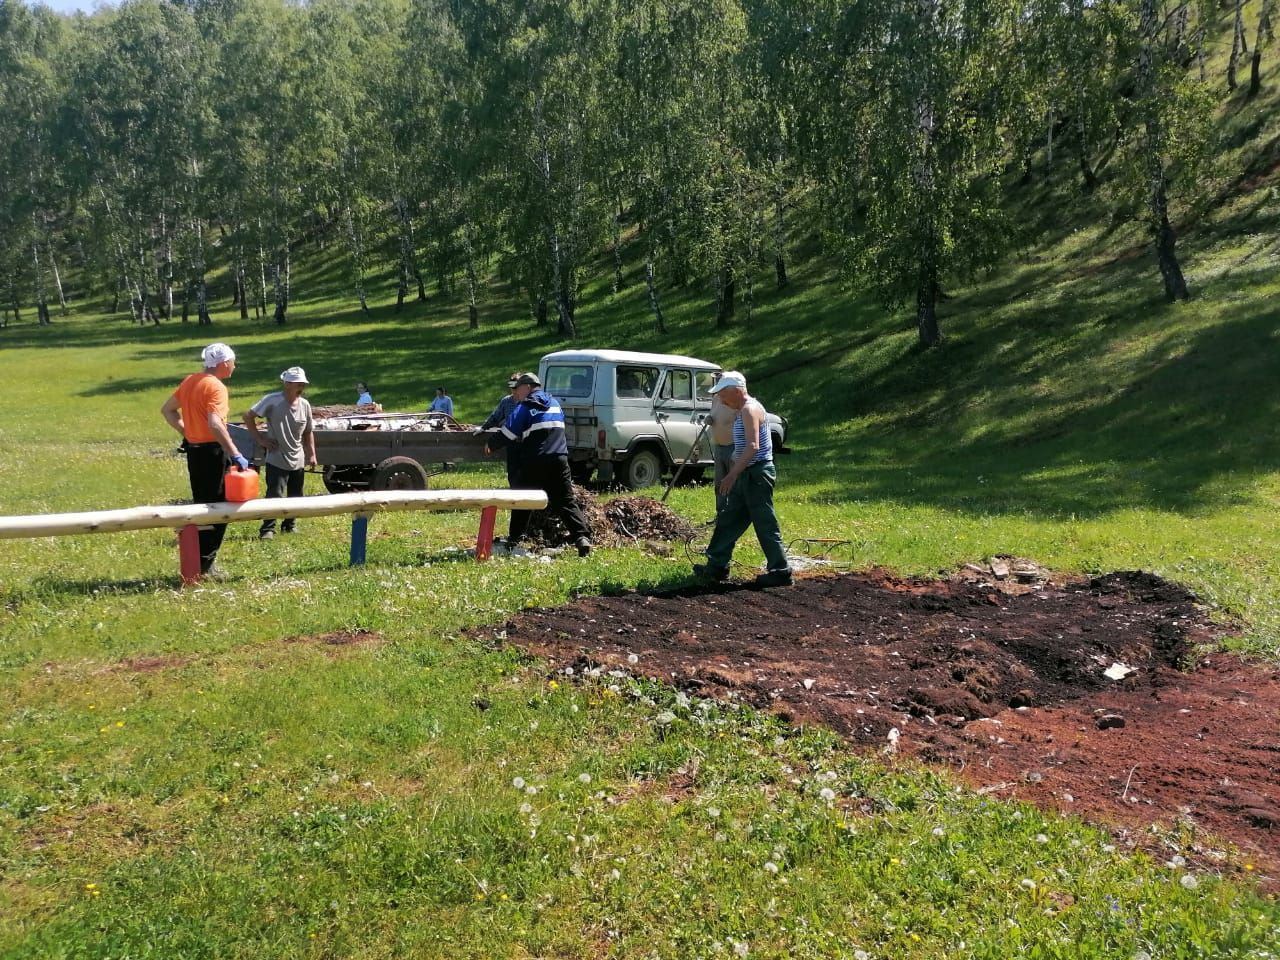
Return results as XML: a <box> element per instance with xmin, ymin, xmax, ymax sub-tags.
<box><xmin>486</xmin><ymin>373</ymin><xmax>593</xmax><ymax>557</ymax></box>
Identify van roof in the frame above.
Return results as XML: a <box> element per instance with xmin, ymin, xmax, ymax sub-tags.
<box><xmin>541</xmin><ymin>349</ymin><xmax>720</xmax><ymax>370</ymax></box>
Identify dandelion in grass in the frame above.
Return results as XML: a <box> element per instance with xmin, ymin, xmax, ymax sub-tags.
<box><xmin>1020</xmin><ymin>879</ymin><xmax>1037</xmax><ymax>890</ymax></box>
<box><xmin>1035</xmin><ymin>833</ymin><xmax>1049</xmax><ymax>844</ymax></box>
<box><xmin>763</xmin><ymin>861</ymin><xmax>779</xmax><ymax>874</ymax></box>
<box><xmin>733</xmin><ymin>941</ymin><xmax>749</xmax><ymax>958</ymax></box>
<box><xmin>932</xmin><ymin>827</ymin><xmax>945</xmax><ymax>838</ymax></box>
<box><xmin>853</xmin><ymin>951</ymin><xmax>870</xmax><ymax>960</ymax></box>
<box><xmin>1179</xmin><ymin>874</ymin><xmax>1199</xmax><ymax>890</ymax></box>
<box><xmin>512</xmin><ymin>777</ymin><xmax>526</xmax><ymax>789</ymax></box>
<box><xmin>627</xmin><ymin>654</ymin><xmax>639</xmax><ymax>664</ymax></box>
<box><xmin>819</xmin><ymin>787</ymin><xmax>836</xmax><ymax>802</ymax></box>
<box><xmin>655</xmin><ymin>711</ymin><xmax>676</xmax><ymax>726</ymax></box>
<box><xmin>578</xmin><ymin>773</ymin><xmax>591</xmax><ymax>784</ymax></box>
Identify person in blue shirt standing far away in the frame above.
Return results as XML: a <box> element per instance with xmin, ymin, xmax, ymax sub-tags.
<box><xmin>485</xmin><ymin>372</ymin><xmax>593</xmax><ymax>557</ymax></box>
<box><xmin>429</xmin><ymin>386</ymin><xmax>454</xmax><ymax>417</ymax></box>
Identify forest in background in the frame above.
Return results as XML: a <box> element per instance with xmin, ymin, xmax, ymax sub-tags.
<box><xmin>0</xmin><ymin>0</ymin><xmax>1274</xmax><ymax>344</ymax></box>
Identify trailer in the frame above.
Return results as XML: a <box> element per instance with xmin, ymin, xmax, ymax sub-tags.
<box><xmin>230</xmin><ymin>410</ymin><xmax>490</xmax><ymax>493</ymax></box>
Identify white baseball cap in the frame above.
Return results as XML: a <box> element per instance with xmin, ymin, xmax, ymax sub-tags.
<box><xmin>201</xmin><ymin>342</ymin><xmax>235</xmax><ymax>368</ymax></box>
<box><xmin>280</xmin><ymin>366</ymin><xmax>309</xmax><ymax>384</ymax></box>
<box><xmin>709</xmin><ymin>370</ymin><xmax>746</xmax><ymax>393</ymax></box>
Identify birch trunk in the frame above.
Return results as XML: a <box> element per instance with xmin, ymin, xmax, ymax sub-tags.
<box><xmin>344</xmin><ymin>198</ymin><xmax>369</xmax><ymax>316</ymax></box>
<box><xmin>644</xmin><ymin>249</ymin><xmax>666</xmax><ymax>334</ymax></box>
<box><xmin>192</xmin><ymin>215</ymin><xmax>211</xmax><ymax>326</ymax></box>
<box><xmin>48</xmin><ymin>241</ymin><xmax>67</xmax><ymax>314</ymax></box>
<box><xmin>161</xmin><ymin>212</ymin><xmax>174</xmax><ymax>321</ymax></box>
<box><xmin>715</xmin><ymin>265</ymin><xmax>735</xmax><ymax>328</ymax></box>
<box><xmin>913</xmin><ymin>0</ymin><xmax>943</xmax><ymax>346</ymax></box>
<box><xmin>1070</xmin><ymin>0</ymin><xmax>1097</xmax><ymax>192</ymax></box>
<box><xmin>773</xmin><ymin>177</ymin><xmax>788</xmax><ymax>288</ymax></box>
<box><xmin>1138</xmin><ymin>0</ymin><xmax>1190</xmax><ymax>301</ymax></box>
<box><xmin>395</xmin><ymin>197</ymin><xmax>410</xmax><ymax>312</ymax></box>
<box><xmin>1251</xmin><ymin>0</ymin><xmax>1275</xmax><ymax>96</ymax></box>
<box><xmin>612</xmin><ymin>201</ymin><xmax>624</xmax><ymax>294</ymax></box>
<box><xmin>32</xmin><ymin>238</ymin><xmax>50</xmax><ymax>325</ymax></box>
<box><xmin>271</xmin><ymin>252</ymin><xmax>289</xmax><ymax>327</ymax></box>
<box><xmin>462</xmin><ymin>223</ymin><xmax>479</xmax><ymax>329</ymax></box>
<box><xmin>1229</xmin><ymin>0</ymin><xmax>1246</xmax><ymax>90</ymax></box>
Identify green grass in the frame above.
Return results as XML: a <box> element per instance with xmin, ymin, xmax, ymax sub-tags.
<box><xmin>4</xmin><ymin>35</ymin><xmax>1280</xmax><ymax>960</ymax></box>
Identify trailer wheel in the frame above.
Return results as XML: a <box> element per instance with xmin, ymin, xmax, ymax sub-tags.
<box><xmin>322</xmin><ymin>465</ymin><xmax>374</xmax><ymax>494</ymax></box>
<box><xmin>621</xmin><ymin>448</ymin><xmax>663</xmax><ymax>490</ymax></box>
<box><xmin>372</xmin><ymin>456</ymin><xmax>429</xmax><ymax>491</ymax></box>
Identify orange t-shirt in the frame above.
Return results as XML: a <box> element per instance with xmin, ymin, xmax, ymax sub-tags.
<box><xmin>173</xmin><ymin>372</ymin><xmax>229</xmax><ymax>443</ymax></box>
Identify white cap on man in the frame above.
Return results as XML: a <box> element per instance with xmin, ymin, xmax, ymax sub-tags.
<box><xmin>280</xmin><ymin>366</ymin><xmax>309</xmax><ymax>384</ymax></box>
<box><xmin>709</xmin><ymin>370</ymin><xmax>746</xmax><ymax>394</ymax></box>
<box><xmin>201</xmin><ymin>342</ymin><xmax>235</xmax><ymax>368</ymax></box>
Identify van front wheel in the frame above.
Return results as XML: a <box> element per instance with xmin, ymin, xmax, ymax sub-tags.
<box><xmin>621</xmin><ymin>449</ymin><xmax>663</xmax><ymax>490</ymax></box>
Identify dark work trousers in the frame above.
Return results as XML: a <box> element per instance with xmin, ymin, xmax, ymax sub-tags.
<box><xmin>705</xmin><ymin>461</ymin><xmax>789</xmax><ymax>573</ymax></box>
<box><xmin>260</xmin><ymin>463</ymin><xmax>306</xmax><ymax>535</ymax></box>
<box><xmin>508</xmin><ymin>455</ymin><xmax>592</xmax><ymax>544</ymax></box>
<box><xmin>185</xmin><ymin>441</ymin><xmax>228</xmax><ymax>571</ymax></box>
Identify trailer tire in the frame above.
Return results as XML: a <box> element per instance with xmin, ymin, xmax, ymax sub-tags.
<box><xmin>621</xmin><ymin>448</ymin><xmax>663</xmax><ymax>490</ymax></box>
<box><xmin>372</xmin><ymin>456</ymin><xmax>429</xmax><ymax>491</ymax></box>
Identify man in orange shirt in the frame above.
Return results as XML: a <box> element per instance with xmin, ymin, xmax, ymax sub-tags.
<box><xmin>161</xmin><ymin>342</ymin><xmax>249</xmax><ymax>577</ymax></box>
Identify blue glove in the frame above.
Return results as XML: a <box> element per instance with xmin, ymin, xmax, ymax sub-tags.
<box><xmin>232</xmin><ymin>454</ymin><xmax>250</xmax><ymax>471</ymax></box>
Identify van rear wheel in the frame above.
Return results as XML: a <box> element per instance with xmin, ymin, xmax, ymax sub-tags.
<box><xmin>621</xmin><ymin>449</ymin><xmax>663</xmax><ymax>490</ymax></box>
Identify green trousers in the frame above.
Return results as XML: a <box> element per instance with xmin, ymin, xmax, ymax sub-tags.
<box><xmin>706</xmin><ymin>461</ymin><xmax>789</xmax><ymax>572</ymax></box>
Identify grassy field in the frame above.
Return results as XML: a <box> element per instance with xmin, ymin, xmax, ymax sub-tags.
<box><xmin>4</xmin><ymin>45</ymin><xmax>1280</xmax><ymax>960</ymax></box>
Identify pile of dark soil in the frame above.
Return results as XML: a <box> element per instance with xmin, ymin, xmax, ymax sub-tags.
<box><xmin>523</xmin><ymin>487</ymin><xmax>696</xmax><ymax>547</ymax></box>
<box><xmin>487</xmin><ymin>568</ymin><xmax>1280</xmax><ymax>886</ymax></box>
<box><xmin>603</xmin><ymin>496</ymin><xmax>698</xmax><ymax>542</ymax></box>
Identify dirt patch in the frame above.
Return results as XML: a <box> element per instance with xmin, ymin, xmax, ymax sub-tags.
<box><xmin>490</xmin><ymin>569</ymin><xmax>1280</xmax><ymax>886</ymax></box>
<box><xmin>108</xmin><ymin>654</ymin><xmax>198</xmax><ymax>674</ymax></box>
<box><xmin>283</xmin><ymin>629</ymin><xmax>384</xmax><ymax>649</ymax></box>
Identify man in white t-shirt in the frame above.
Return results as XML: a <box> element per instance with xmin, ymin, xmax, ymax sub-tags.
<box><xmin>244</xmin><ymin>366</ymin><xmax>317</xmax><ymax>539</ymax></box>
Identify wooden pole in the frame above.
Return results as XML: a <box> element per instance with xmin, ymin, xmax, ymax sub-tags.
<box><xmin>0</xmin><ymin>489</ymin><xmax>548</xmax><ymax>540</ymax></box>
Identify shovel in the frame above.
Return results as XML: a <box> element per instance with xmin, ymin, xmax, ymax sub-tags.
<box><xmin>661</xmin><ymin>418</ymin><xmax>712</xmax><ymax>503</ymax></box>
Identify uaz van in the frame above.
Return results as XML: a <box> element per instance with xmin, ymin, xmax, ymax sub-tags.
<box><xmin>538</xmin><ymin>349</ymin><xmax>789</xmax><ymax>489</ymax></box>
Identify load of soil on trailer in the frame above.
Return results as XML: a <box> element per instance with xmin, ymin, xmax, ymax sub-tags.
<box><xmin>490</xmin><ymin>568</ymin><xmax>1280</xmax><ymax>885</ymax></box>
<box><xmin>521</xmin><ymin>487</ymin><xmax>697</xmax><ymax>547</ymax></box>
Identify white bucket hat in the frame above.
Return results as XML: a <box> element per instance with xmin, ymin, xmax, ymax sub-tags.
<box><xmin>280</xmin><ymin>366</ymin><xmax>309</xmax><ymax>384</ymax></box>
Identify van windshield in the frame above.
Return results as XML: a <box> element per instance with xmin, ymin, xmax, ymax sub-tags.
<box><xmin>546</xmin><ymin>365</ymin><xmax>594</xmax><ymax>399</ymax></box>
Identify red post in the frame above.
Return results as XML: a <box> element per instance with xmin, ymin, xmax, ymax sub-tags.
<box><xmin>476</xmin><ymin>505</ymin><xmax>497</xmax><ymax>561</ymax></box>
<box><xmin>178</xmin><ymin>524</ymin><xmax>202</xmax><ymax>585</ymax></box>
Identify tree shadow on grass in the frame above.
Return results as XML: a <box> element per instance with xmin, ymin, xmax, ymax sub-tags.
<box><xmin>800</xmin><ymin>291</ymin><xmax>1280</xmax><ymax>518</ymax></box>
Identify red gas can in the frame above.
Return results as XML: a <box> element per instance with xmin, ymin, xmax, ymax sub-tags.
<box><xmin>225</xmin><ymin>466</ymin><xmax>260</xmax><ymax>503</ymax></box>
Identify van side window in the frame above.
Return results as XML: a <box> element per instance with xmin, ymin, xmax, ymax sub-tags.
<box><xmin>660</xmin><ymin>369</ymin><xmax>693</xmax><ymax>402</ymax></box>
<box><xmin>547</xmin><ymin>365</ymin><xmax>593</xmax><ymax>398</ymax></box>
<box><xmin>616</xmin><ymin>365</ymin><xmax>658</xmax><ymax>398</ymax></box>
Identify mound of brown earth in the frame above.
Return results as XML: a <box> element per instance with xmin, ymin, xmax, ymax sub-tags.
<box><xmin>522</xmin><ymin>488</ymin><xmax>697</xmax><ymax>547</ymax></box>
<box><xmin>489</xmin><ymin>568</ymin><xmax>1280</xmax><ymax>888</ymax></box>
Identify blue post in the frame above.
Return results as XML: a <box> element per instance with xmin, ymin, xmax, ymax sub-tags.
<box><xmin>350</xmin><ymin>514</ymin><xmax>368</xmax><ymax>566</ymax></box>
